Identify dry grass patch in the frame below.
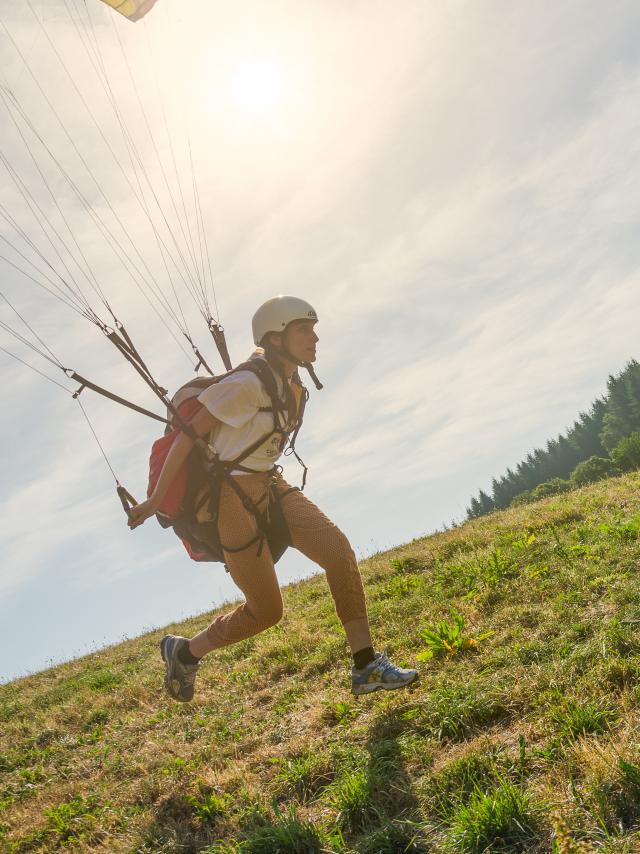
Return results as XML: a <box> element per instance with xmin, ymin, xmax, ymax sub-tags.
<box><xmin>3</xmin><ymin>473</ymin><xmax>640</xmax><ymax>851</ymax></box>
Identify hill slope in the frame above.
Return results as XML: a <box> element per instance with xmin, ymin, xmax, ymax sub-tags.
<box><xmin>2</xmin><ymin>474</ymin><xmax>640</xmax><ymax>853</ymax></box>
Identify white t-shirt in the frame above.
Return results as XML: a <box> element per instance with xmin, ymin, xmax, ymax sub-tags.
<box><xmin>197</xmin><ymin>359</ymin><xmax>292</xmax><ymax>474</ymax></box>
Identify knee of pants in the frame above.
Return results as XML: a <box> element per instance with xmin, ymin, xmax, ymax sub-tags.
<box><xmin>326</xmin><ymin>538</ymin><xmax>359</xmax><ymax>575</ymax></box>
<box><xmin>252</xmin><ymin>596</ymin><xmax>284</xmax><ymax>631</ymax></box>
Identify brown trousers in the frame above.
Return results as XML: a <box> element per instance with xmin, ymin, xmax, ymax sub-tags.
<box><xmin>204</xmin><ymin>471</ymin><xmax>368</xmax><ymax>648</ymax></box>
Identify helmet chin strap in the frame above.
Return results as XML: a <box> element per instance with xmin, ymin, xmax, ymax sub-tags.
<box><xmin>300</xmin><ymin>361</ymin><xmax>324</xmax><ymax>391</ymax></box>
<box><xmin>263</xmin><ymin>342</ymin><xmax>323</xmax><ymax>390</ymax></box>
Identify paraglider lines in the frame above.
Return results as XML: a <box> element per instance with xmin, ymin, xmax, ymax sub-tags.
<box><xmin>79</xmin><ymin>1</ymin><xmax>207</xmax><ymax>320</ymax></box>
<box><xmin>0</xmin><ymin>88</ymin><xmax>116</xmax><ymax>325</ymax></box>
<box><xmin>3</xmin><ymin>0</ymin><xmax>232</xmax><ymax>375</ymax></box>
<box><xmin>0</xmin><ymin>345</ymin><xmax>71</xmax><ymax>394</ymax></box>
<box><xmin>0</xmin><ymin>289</ymin><xmax>65</xmax><ymax>369</ymax></box>
<box><xmin>75</xmin><ymin>396</ymin><xmax>120</xmax><ymax>483</ymax></box>
<box><xmin>142</xmin><ymin>16</ymin><xmax>206</xmax><ymax>305</ymax></box>
<box><xmin>0</xmin><ymin>208</ymin><xmax>90</xmax><ymax>319</ymax></box>
<box><xmin>9</xmin><ymin>3</ymin><xmax>201</xmax><ymax>360</ymax></box>
<box><xmin>0</xmin><ymin>83</ymin><xmax>193</xmax><ymax>357</ymax></box>
<box><xmin>0</xmin><ymin>149</ymin><xmax>99</xmax><ymax>324</ymax></box>
<box><xmin>0</xmin><ymin>0</ymin><xmax>236</xmax><ymax>522</ymax></box>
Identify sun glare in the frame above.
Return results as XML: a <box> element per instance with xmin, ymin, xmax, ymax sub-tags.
<box><xmin>229</xmin><ymin>58</ymin><xmax>289</xmax><ymax>117</ymax></box>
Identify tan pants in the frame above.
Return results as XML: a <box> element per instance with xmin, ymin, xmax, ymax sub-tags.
<box><xmin>204</xmin><ymin>471</ymin><xmax>368</xmax><ymax>648</ymax></box>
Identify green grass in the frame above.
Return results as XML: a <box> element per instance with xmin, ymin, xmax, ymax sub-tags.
<box><xmin>271</xmin><ymin>753</ymin><xmax>335</xmax><ymax>803</ymax></box>
<box><xmin>549</xmin><ymin>698</ymin><xmax>617</xmax><ymax>741</ymax></box>
<box><xmin>417</xmin><ymin>609</ymin><xmax>493</xmax><ymax>661</ymax></box>
<box><xmin>2</xmin><ymin>472</ymin><xmax>640</xmax><ymax>851</ymax></box>
<box><xmin>445</xmin><ymin>780</ymin><xmax>538</xmax><ymax>852</ymax></box>
<box><xmin>421</xmin><ymin>744</ymin><xmax>520</xmax><ymax>821</ymax></box>
<box><xmin>225</xmin><ymin>803</ymin><xmax>339</xmax><ymax>853</ymax></box>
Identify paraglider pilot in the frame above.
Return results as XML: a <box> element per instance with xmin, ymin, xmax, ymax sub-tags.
<box><xmin>129</xmin><ymin>297</ymin><xmax>419</xmax><ymax>701</ymax></box>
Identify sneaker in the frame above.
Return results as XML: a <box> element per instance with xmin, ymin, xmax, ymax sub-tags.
<box><xmin>351</xmin><ymin>651</ymin><xmax>418</xmax><ymax>696</ymax></box>
<box><xmin>160</xmin><ymin>635</ymin><xmax>199</xmax><ymax>702</ymax></box>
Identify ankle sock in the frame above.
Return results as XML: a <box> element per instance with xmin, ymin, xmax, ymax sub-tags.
<box><xmin>353</xmin><ymin>646</ymin><xmax>376</xmax><ymax>670</ymax></box>
<box><xmin>178</xmin><ymin>641</ymin><xmax>200</xmax><ymax>666</ymax></box>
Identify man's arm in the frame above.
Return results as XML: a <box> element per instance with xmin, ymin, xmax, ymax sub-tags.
<box><xmin>128</xmin><ymin>405</ymin><xmax>221</xmax><ymax>529</ymax></box>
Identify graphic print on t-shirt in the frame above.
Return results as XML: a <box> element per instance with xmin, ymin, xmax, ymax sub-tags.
<box><xmin>266</xmin><ymin>433</ymin><xmax>285</xmax><ymax>459</ymax></box>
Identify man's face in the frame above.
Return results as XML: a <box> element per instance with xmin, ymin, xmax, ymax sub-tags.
<box><xmin>282</xmin><ymin>319</ymin><xmax>319</xmax><ymax>363</ymax></box>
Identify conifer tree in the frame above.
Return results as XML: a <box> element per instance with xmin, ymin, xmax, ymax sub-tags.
<box><xmin>568</xmin><ymin>402</ymin><xmax>606</xmax><ymax>458</ymax></box>
<box><xmin>465</xmin><ymin>360</ymin><xmax>638</xmax><ymax>519</ymax></box>
<box><xmin>601</xmin><ymin>371</ymin><xmax>634</xmax><ymax>450</ymax></box>
<box><xmin>467</xmin><ymin>496</ymin><xmax>482</xmax><ymax>518</ymax></box>
<box><xmin>478</xmin><ymin>490</ymin><xmax>494</xmax><ymax>514</ymax></box>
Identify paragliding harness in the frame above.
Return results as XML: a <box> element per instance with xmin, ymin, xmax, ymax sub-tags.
<box><xmin>149</xmin><ymin>357</ymin><xmax>309</xmax><ymax>569</ymax></box>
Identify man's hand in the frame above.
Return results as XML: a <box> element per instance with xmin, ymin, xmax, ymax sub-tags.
<box><xmin>128</xmin><ymin>497</ymin><xmax>159</xmax><ymax>530</ymax></box>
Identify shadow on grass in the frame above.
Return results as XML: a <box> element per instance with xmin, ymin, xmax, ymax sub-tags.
<box><xmin>141</xmin><ymin>791</ymin><xmax>228</xmax><ymax>853</ymax></box>
<box><xmin>332</xmin><ymin>712</ymin><xmax>432</xmax><ymax>853</ymax></box>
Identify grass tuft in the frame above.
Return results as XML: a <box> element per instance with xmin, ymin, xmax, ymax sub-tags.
<box><xmin>445</xmin><ymin>780</ymin><xmax>537</xmax><ymax>852</ymax></box>
<box><xmin>272</xmin><ymin>753</ymin><xmax>335</xmax><ymax>803</ymax></box>
<box><xmin>233</xmin><ymin>803</ymin><xmax>332</xmax><ymax>853</ymax></box>
<box><xmin>355</xmin><ymin>819</ymin><xmax>429</xmax><ymax>853</ymax></box>
<box><xmin>550</xmin><ymin>699</ymin><xmax>617</xmax><ymax>740</ymax></box>
<box><xmin>417</xmin><ymin>610</ymin><xmax>492</xmax><ymax>661</ymax></box>
<box><xmin>421</xmin><ymin>744</ymin><xmax>514</xmax><ymax>821</ymax></box>
<box><xmin>422</xmin><ymin>682</ymin><xmax>510</xmax><ymax>741</ymax></box>
<box><xmin>327</xmin><ymin>767</ymin><xmax>375</xmax><ymax>833</ymax></box>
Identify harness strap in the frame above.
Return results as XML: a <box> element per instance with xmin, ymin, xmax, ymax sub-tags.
<box><xmin>116</xmin><ymin>322</ymin><xmax>155</xmax><ymax>381</ymax></box>
<box><xmin>215</xmin><ymin>359</ymin><xmax>295</xmax><ymax>470</ymax></box>
<box><xmin>106</xmin><ymin>328</ymin><xmax>199</xmax><ymax>442</ymax></box>
<box><xmin>207</xmin><ymin>458</ymin><xmax>273</xmax><ymax>557</ymax></box>
<box><xmin>228</xmin><ymin>428</ymin><xmax>281</xmax><ymax>468</ymax></box>
<box><xmin>283</xmin><ymin>385</ymin><xmax>309</xmax><ymax>488</ymax></box>
<box><xmin>68</xmin><ymin>371</ymin><xmax>169</xmax><ymax>425</ymax></box>
<box><xmin>173</xmin><ymin>357</ymin><xmax>309</xmax><ymax>560</ymax></box>
<box><xmin>278</xmin><ymin>486</ymin><xmax>301</xmax><ymax>500</ymax></box>
<box><xmin>209</xmin><ymin>322</ymin><xmax>233</xmax><ymax>372</ymax></box>
<box><xmin>190</xmin><ymin>342</ymin><xmax>215</xmax><ymax>376</ymax></box>
<box><xmin>284</xmin><ymin>446</ymin><xmax>308</xmax><ymax>490</ymax></box>
<box><xmin>219</xmin><ymin>532</ymin><xmax>264</xmax><ymax>555</ymax></box>
<box><xmin>117</xmin><ymin>484</ymin><xmax>138</xmax><ymax>519</ymax></box>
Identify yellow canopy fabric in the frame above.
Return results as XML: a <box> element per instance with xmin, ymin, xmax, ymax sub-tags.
<box><xmin>99</xmin><ymin>0</ymin><xmax>160</xmax><ymax>22</ymax></box>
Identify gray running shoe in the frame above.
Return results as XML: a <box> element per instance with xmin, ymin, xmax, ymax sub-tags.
<box><xmin>160</xmin><ymin>635</ymin><xmax>199</xmax><ymax>702</ymax></box>
<box><xmin>351</xmin><ymin>651</ymin><xmax>418</xmax><ymax>696</ymax></box>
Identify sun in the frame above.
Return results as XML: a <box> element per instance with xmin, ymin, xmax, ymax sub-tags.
<box><xmin>229</xmin><ymin>57</ymin><xmax>289</xmax><ymax>117</ymax></box>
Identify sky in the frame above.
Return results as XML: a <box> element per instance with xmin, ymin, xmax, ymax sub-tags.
<box><xmin>1</xmin><ymin>0</ymin><xmax>639</xmax><ymax>683</ymax></box>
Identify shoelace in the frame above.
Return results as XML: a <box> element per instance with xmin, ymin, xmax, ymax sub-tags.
<box><xmin>378</xmin><ymin>652</ymin><xmax>410</xmax><ymax>680</ymax></box>
<box><xmin>377</xmin><ymin>652</ymin><xmax>395</xmax><ymax>675</ymax></box>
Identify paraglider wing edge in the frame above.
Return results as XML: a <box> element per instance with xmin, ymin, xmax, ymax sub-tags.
<box><xmin>99</xmin><ymin>0</ymin><xmax>160</xmax><ymax>23</ymax></box>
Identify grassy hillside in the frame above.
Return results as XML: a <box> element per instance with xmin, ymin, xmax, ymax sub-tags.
<box><xmin>2</xmin><ymin>474</ymin><xmax>640</xmax><ymax>853</ymax></box>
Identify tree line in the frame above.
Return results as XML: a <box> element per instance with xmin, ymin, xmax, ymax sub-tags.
<box><xmin>466</xmin><ymin>359</ymin><xmax>640</xmax><ymax>519</ymax></box>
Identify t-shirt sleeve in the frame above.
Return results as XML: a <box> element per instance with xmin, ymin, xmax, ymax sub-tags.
<box><xmin>197</xmin><ymin>372</ymin><xmax>262</xmax><ymax>428</ymax></box>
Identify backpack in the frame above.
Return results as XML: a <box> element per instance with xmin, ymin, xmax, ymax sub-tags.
<box><xmin>147</xmin><ymin>358</ymin><xmax>308</xmax><ymax>564</ymax></box>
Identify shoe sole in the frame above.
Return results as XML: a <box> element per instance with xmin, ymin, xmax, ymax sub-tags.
<box><xmin>160</xmin><ymin>636</ymin><xmax>192</xmax><ymax>703</ymax></box>
<box><xmin>352</xmin><ymin>672</ymin><xmax>419</xmax><ymax>696</ymax></box>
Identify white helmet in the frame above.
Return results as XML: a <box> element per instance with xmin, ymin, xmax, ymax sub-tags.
<box><xmin>252</xmin><ymin>296</ymin><xmax>318</xmax><ymax>346</ymax></box>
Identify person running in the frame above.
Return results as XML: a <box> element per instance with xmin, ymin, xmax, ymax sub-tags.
<box><xmin>128</xmin><ymin>296</ymin><xmax>418</xmax><ymax>701</ymax></box>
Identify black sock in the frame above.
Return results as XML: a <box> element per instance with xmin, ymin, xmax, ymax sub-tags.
<box><xmin>177</xmin><ymin>641</ymin><xmax>200</xmax><ymax>666</ymax></box>
<box><xmin>353</xmin><ymin>646</ymin><xmax>376</xmax><ymax>670</ymax></box>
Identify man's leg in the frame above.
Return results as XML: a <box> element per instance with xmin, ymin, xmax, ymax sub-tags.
<box><xmin>161</xmin><ymin>474</ymin><xmax>285</xmax><ymax>701</ymax></box>
<box><xmin>190</xmin><ymin>474</ymin><xmax>284</xmax><ymax>658</ymax></box>
<box><xmin>275</xmin><ymin>475</ymin><xmax>418</xmax><ymax>694</ymax></box>
<box><xmin>274</xmin><ymin>477</ymin><xmax>371</xmax><ymax>648</ymax></box>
